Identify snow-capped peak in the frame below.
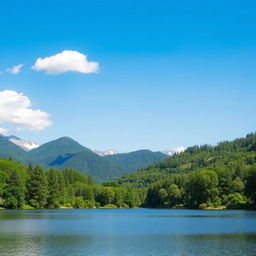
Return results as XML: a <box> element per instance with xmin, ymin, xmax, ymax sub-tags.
<box><xmin>162</xmin><ymin>146</ymin><xmax>186</xmax><ymax>156</ymax></box>
<box><xmin>93</xmin><ymin>149</ymin><xmax>119</xmax><ymax>156</ymax></box>
<box><xmin>8</xmin><ymin>137</ymin><xmax>41</xmax><ymax>151</ymax></box>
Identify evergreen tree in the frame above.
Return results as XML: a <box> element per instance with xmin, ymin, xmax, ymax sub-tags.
<box><xmin>46</xmin><ymin>169</ymin><xmax>63</xmax><ymax>208</ymax></box>
<box><xmin>27</xmin><ymin>166</ymin><xmax>48</xmax><ymax>208</ymax></box>
<box><xmin>4</xmin><ymin>170</ymin><xmax>25</xmax><ymax>209</ymax></box>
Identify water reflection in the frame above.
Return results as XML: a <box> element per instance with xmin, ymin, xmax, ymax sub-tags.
<box><xmin>0</xmin><ymin>234</ymin><xmax>92</xmax><ymax>256</ymax></box>
<box><xmin>0</xmin><ymin>209</ymin><xmax>255</xmax><ymax>256</ymax></box>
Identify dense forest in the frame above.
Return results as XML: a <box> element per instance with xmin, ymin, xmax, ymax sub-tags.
<box><xmin>0</xmin><ymin>136</ymin><xmax>168</xmax><ymax>183</ymax></box>
<box><xmin>113</xmin><ymin>133</ymin><xmax>256</xmax><ymax>209</ymax></box>
<box><xmin>1</xmin><ymin>133</ymin><xmax>256</xmax><ymax>210</ymax></box>
<box><xmin>0</xmin><ymin>159</ymin><xmax>145</xmax><ymax>209</ymax></box>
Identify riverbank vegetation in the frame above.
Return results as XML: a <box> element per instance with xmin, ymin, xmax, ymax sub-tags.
<box><xmin>1</xmin><ymin>133</ymin><xmax>256</xmax><ymax>210</ymax></box>
<box><xmin>116</xmin><ymin>133</ymin><xmax>256</xmax><ymax>209</ymax></box>
<box><xmin>0</xmin><ymin>159</ymin><xmax>145</xmax><ymax>209</ymax></box>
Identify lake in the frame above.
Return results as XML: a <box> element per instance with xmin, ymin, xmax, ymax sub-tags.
<box><xmin>0</xmin><ymin>209</ymin><xmax>256</xmax><ymax>256</ymax></box>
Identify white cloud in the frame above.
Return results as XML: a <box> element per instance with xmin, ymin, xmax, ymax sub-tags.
<box><xmin>6</xmin><ymin>64</ymin><xmax>23</xmax><ymax>74</ymax></box>
<box><xmin>0</xmin><ymin>90</ymin><xmax>52</xmax><ymax>132</ymax></box>
<box><xmin>32</xmin><ymin>50</ymin><xmax>100</xmax><ymax>75</ymax></box>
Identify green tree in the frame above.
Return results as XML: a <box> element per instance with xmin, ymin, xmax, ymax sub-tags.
<box><xmin>112</xmin><ymin>187</ymin><xmax>126</xmax><ymax>207</ymax></box>
<box><xmin>158</xmin><ymin>188</ymin><xmax>168</xmax><ymax>207</ymax></box>
<box><xmin>4</xmin><ymin>170</ymin><xmax>25</xmax><ymax>209</ymax></box>
<box><xmin>0</xmin><ymin>171</ymin><xmax>7</xmax><ymax>199</ymax></box>
<box><xmin>27</xmin><ymin>166</ymin><xmax>48</xmax><ymax>208</ymax></box>
<box><xmin>72</xmin><ymin>196</ymin><xmax>85</xmax><ymax>208</ymax></box>
<box><xmin>168</xmin><ymin>184</ymin><xmax>181</xmax><ymax>208</ymax></box>
<box><xmin>46</xmin><ymin>169</ymin><xmax>65</xmax><ymax>208</ymax></box>
<box><xmin>226</xmin><ymin>193</ymin><xmax>246</xmax><ymax>209</ymax></box>
<box><xmin>145</xmin><ymin>183</ymin><xmax>162</xmax><ymax>207</ymax></box>
<box><xmin>245</xmin><ymin>165</ymin><xmax>256</xmax><ymax>205</ymax></box>
<box><xmin>185</xmin><ymin>170</ymin><xmax>219</xmax><ymax>208</ymax></box>
<box><xmin>74</xmin><ymin>183</ymin><xmax>94</xmax><ymax>201</ymax></box>
<box><xmin>96</xmin><ymin>187</ymin><xmax>115</xmax><ymax>206</ymax></box>
<box><xmin>87</xmin><ymin>176</ymin><xmax>94</xmax><ymax>186</ymax></box>
<box><xmin>230</xmin><ymin>177</ymin><xmax>244</xmax><ymax>193</ymax></box>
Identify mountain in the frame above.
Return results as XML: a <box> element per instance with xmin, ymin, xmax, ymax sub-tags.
<box><xmin>48</xmin><ymin>151</ymin><xmax>124</xmax><ymax>183</ymax></box>
<box><xmin>0</xmin><ymin>135</ymin><xmax>180</xmax><ymax>183</ymax></box>
<box><xmin>162</xmin><ymin>146</ymin><xmax>186</xmax><ymax>156</ymax></box>
<box><xmin>117</xmin><ymin>132</ymin><xmax>256</xmax><ymax>189</ymax></box>
<box><xmin>29</xmin><ymin>137</ymin><xmax>124</xmax><ymax>183</ymax></box>
<box><xmin>103</xmin><ymin>149</ymin><xmax>169</xmax><ymax>174</ymax></box>
<box><xmin>8</xmin><ymin>137</ymin><xmax>41</xmax><ymax>151</ymax></box>
<box><xmin>29</xmin><ymin>137</ymin><xmax>91</xmax><ymax>162</ymax></box>
<box><xmin>93</xmin><ymin>149</ymin><xmax>119</xmax><ymax>156</ymax></box>
<box><xmin>4</xmin><ymin>135</ymin><xmax>20</xmax><ymax>140</ymax></box>
<box><xmin>0</xmin><ymin>136</ymin><xmax>30</xmax><ymax>162</ymax></box>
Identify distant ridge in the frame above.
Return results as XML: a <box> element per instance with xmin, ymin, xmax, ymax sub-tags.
<box><xmin>104</xmin><ymin>149</ymin><xmax>169</xmax><ymax>173</ymax></box>
<box><xmin>93</xmin><ymin>149</ymin><xmax>119</xmax><ymax>156</ymax></box>
<box><xmin>0</xmin><ymin>135</ymin><xmax>171</xmax><ymax>183</ymax></box>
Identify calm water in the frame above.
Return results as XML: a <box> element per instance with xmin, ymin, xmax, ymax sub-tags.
<box><xmin>0</xmin><ymin>209</ymin><xmax>256</xmax><ymax>256</ymax></box>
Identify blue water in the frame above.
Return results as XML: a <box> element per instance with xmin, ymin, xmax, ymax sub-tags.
<box><xmin>0</xmin><ymin>209</ymin><xmax>256</xmax><ymax>256</ymax></box>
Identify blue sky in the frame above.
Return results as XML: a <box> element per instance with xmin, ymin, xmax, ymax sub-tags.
<box><xmin>0</xmin><ymin>0</ymin><xmax>256</xmax><ymax>151</ymax></box>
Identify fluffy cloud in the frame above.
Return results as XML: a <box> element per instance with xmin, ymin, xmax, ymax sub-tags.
<box><xmin>32</xmin><ymin>50</ymin><xmax>100</xmax><ymax>75</ymax></box>
<box><xmin>6</xmin><ymin>64</ymin><xmax>23</xmax><ymax>74</ymax></box>
<box><xmin>0</xmin><ymin>90</ymin><xmax>52</xmax><ymax>132</ymax></box>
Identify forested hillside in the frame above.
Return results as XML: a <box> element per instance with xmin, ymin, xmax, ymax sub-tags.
<box><xmin>103</xmin><ymin>150</ymin><xmax>168</xmax><ymax>173</ymax></box>
<box><xmin>0</xmin><ymin>159</ymin><xmax>145</xmax><ymax>209</ymax></box>
<box><xmin>29</xmin><ymin>137</ymin><xmax>125</xmax><ymax>183</ymax></box>
<box><xmin>1</xmin><ymin>133</ymin><xmax>256</xmax><ymax>210</ymax></box>
<box><xmin>115</xmin><ymin>133</ymin><xmax>256</xmax><ymax>209</ymax></box>
<box><xmin>0</xmin><ymin>136</ymin><xmax>168</xmax><ymax>183</ymax></box>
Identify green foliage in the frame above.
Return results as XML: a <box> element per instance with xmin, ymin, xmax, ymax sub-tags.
<box><xmin>244</xmin><ymin>165</ymin><xmax>256</xmax><ymax>205</ymax></box>
<box><xmin>0</xmin><ymin>158</ymin><xmax>141</xmax><ymax>209</ymax></box>
<box><xmin>102</xmin><ymin>204</ymin><xmax>118</xmax><ymax>208</ymax></box>
<box><xmin>199</xmin><ymin>203</ymin><xmax>208</xmax><ymax>209</ymax></box>
<box><xmin>27</xmin><ymin>166</ymin><xmax>48</xmax><ymax>208</ymax></box>
<box><xmin>118</xmin><ymin>132</ymin><xmax>256</xmax><ymax>209</ymax></box>
<box><xmin>28</xmin><ymin>137</ymin><xmax>125</xmax><ymax>183</ymax></box>
<box><xmin>0</xmin><ymin>136</ymin><xmax>30</xmax><ymax>162</ymax></box>
<box><xmin>230</xmin><ymin>177</ymin><xmax>244</xmax><ymax>193</ymax></box>
<box><xmin>4</xmin><ymin>170</ymin><xmax>25</xmax><ymax>209</ymax></box>
<box><xmin>0</xmin><ymin>136</ymin><xmax>170</xmax><ymax>183</ymax></box>
<box><xmin>72</xmin><ymin>196</ymin><xmax>86</xmax><ymax>208</ymax></box>
<box><xmin>46</xmin><ymin>168</ymin><xmax>65</xmax><ymax>208</ymax></box>
<box><xmin>184</xmin><ymin>170</ymin><xmax>219</xmax><ymax>208</ymax></box>
<box><xmin>0</xmin><ymin>171</ymin><xmax>7</xmax><ymax>199</ymax></box>
<box><xmin>104</xmin><ymin>150</ymin><xmax>168</xmax><ymax>174</ymax></box>
<box><xmin>96</xmin><ymin>187</ymin><xmax>115</xmax><ymax>206</ymax></box>
<box><xmin>167</xmin><ymin>184</ymin><xmax>181</xmax><ymax>208</ymax></box>
<box><xmin>226</xmin><ymin>193</ymin><xmax>246</xmax><ymax>209</ymax></box>
<box><xmin>1</xmin><ymin>132</ymin><xmax>256</xmax><ymax>210</ymax></box>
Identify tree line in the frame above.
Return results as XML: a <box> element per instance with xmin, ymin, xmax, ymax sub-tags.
<box><xmin>0</xmin><ymin>159</ymin><xmax>145</xmax><ymax>209</ymax></box>
<box><xmin>144</xmin><ymin>166</ymin><xmax>256</xmax><ymax>209</ymax></box>
<box><xmin>1</xmin><ymin>132</ymin><xmax>256</xmax><ymax>210</ymax></box>
<box><xmin>116</xmin><ymin>133</ymin><xmax>256</xmax><ymax>209</ymax></box>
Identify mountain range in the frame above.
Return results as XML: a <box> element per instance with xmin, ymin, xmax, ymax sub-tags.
<box><xmin>0</xmin><ymin>135</ymin><xmax>171</xmax><ymax>183</ymax></box>
<box><xmin>5</xmin><ymin>135</ymin><xmax>185</xmax><ymax>157</ymax></box>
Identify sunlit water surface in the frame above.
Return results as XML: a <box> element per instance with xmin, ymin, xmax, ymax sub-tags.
<box><xmin>0</xmin><ymin>209</ymin><xmax>256</xmax><ymax>256</ymax></box>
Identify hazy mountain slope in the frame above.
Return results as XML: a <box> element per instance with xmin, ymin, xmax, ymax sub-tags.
<box><xmin>29</xmin><ymin>137</ymin><xmax>91</xmax><ymax>161</ymax></box>
<box><xmin>9</xmin><ymin>138</ymin><xmax>40</xmax><ymax>151</ymax></box>
<box><xmin>0</xmin><ymin>136</ymin><xmax>30</xmax><ymax>162</ymax></box>
<box><xmin>29</xmin><ymin>136</ymin><xmax>124</xmax><ymax>183</ymax></box>
<box><xmin>49</xmin><ymin>151</ymin><xmax>124</xmax><ymax>183</ymax></box>
<box><xmin>104</xmin><ymin>149</ymin><xmax>169</xmax><ymax>174</ymax></box>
